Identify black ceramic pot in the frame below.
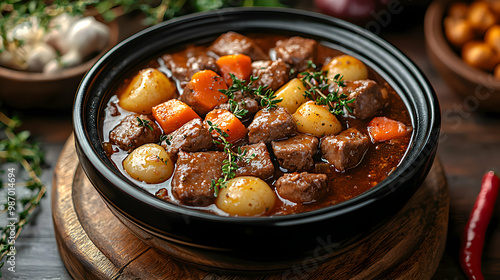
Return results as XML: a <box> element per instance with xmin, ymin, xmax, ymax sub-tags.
<box><xmin>73</xmin><ymin>7</ymin><xmax>440</xmax><ymax>273</ymax></box>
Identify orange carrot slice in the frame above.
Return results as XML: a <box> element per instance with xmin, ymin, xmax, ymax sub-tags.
<box><xmin>204</xmin><ymin>109</ymin><xmax>247</xmax><ymax>144</ymax></box>
<box><xmin>152</xmin><ymin>99</ymin><xmax>201</xmax><ymax>134</ymax></box>
<box><xmin>216</xmin><ymin>54</ymin><xmax>252</xmax><ymax>86</ymax></box>
<box><xmin>181</xmin><ymin>70</ymin><xmax>228</xmax><ymax>115</ymax></box>
<box><xmin>367</xmin><ymin>117</ymin><xmax>411</xmax><ymax>142</ymax></box>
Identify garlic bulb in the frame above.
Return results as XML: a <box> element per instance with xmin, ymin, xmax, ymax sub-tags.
<box><xmin>3</xmin><ymin>16</ymin><xmax>46</xmax><ymax>70</ymax></box>
<box><xmin>43</xmin><ymin>59</ymin><xmax>62</xmax><ymax>74</ymax></box>
<box><xmin>45</xmin><ymin>13</ymin><xmax>82</xmax><ymax>55</ymax></box>
<box><xmin>1</xmin><ymin>14</ymin><xmax>111</xmax><ymax>73</ymax></box>
<box><xmin>65</xmin><ymin>17</ymin><xmax>110</xmax><ymax>59</ymax></box>
<box><xmin>26</xmin><ymin>43</ymin><xmax>57</xmax><ymax>72</ymax></box>
<box><xmin>7</xmin><ymin>16</ymin><xmax>44</xmax><ymax>47</ymax></box>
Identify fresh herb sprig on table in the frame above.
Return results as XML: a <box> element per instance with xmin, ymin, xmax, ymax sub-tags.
<box><xmin>0</xmin><ymin>112</ymin><xmax>46</xmax><ymax>277</ymax></box>
<box><xmin>206</xmin><ymin>121</ymin><xmax>254</xmax><ymax>197</ymax></box>
<box><xmin>300</xmin><ymin>66</ymin><xmax>355</xmax><ymax>116</ymax></box>
<box><xmin>219</xmin><ymin>74</ymin><xmax>282</xmax><ymax>115</ymax></box>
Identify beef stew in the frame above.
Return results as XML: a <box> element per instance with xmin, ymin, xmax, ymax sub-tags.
<box><xmin>101</xmin><ymin>32</ymin><xmax>412</xmax><ymax>217</ymax></box>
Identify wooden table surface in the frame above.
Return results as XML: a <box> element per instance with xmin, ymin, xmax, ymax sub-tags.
<box><xmin>2</xmin><ymin>8</ymin><xmax>500</xmax><ymax>280</ymax></box>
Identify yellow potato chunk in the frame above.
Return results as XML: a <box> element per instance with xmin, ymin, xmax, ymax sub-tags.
<box><xmin>216</xmin><ymin>176</ymin><xmax>276</xmax><ymax>216</ymax></box>
<box><xmin>123</xmin><ymin>143</ymin><xmax>174</xmax><ymax>184</ymax></box>
<box><xmin>323</xmin><ymin>55</ymin><xmax>368</xmax><ymax>82</ymax></box>
<box><xmin>293</xmin><ymin>101</ymin><xmax>342</xmax><ymax>137</ymax></box>
<box><xmin>119</xmin><ymin>68</ymin><xmax>176</xmax><ymax>114</ymax></box>
<box><xmin>275</xmin><ymin>78</ymin><xmax>309</xmax><ymax>114</ymax></box>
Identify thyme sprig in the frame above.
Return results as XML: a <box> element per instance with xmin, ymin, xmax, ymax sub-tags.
<box><xmin>300</xmin><ymin>67</ymin><xmax>355</xmax><ymax>116</ymax></box>
<box><xmin>136</xmin><ymin>117</ymin><xmax>154</xmax><ymax>131</ymax></box>
<box><xmin>218</xmin><ymin>73</ymin><xmax>254</xmax><ymax>118</ymax></box>
<box><xmin>228</xmin><ymin>99</ymin><xmax>248</xmax><ymax>119</ymax></box>
<box><xmin>253</xmin><ymin>86</ymin><xmax>282</xmax><ymax>110</ymax></box>
<box><xmin>219</xmin><ymin>74</ymin><xmax>257</xmax><ymax>99</ymax></box>
<box><xmin>219</xmin><ymin>74</ymin><xmax>282</xmax><ymax>113</ymax></box>
<box><xmin>206</xmin><ymin>121</ymin><xmax>254</xmax><ymax>197</ymax></box>
<box><xmin>0</xmin><ymin>112</ymin><xmax>46</xmax><ymax>277</ymax></box>
<box><xmin>159</xmin><ymin>134</ymin><xmax>172</xmax><ymax>146</ymax></box>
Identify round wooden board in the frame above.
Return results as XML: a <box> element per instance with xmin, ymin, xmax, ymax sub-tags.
<box><xmin>52</xmin><ymin>135</ymin><xmax>449</xmax><ymax>280</ymax></box>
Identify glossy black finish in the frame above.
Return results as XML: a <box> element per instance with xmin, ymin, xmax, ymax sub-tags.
<box><xmin>73</xmin><ymin>8</ymin><xmax>440</xmax><ymax>272</ymax></box>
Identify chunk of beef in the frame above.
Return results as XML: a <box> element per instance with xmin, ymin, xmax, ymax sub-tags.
<box><xmin>272</xmin><ymin>134</ymin><xmax>319</xmax><ymax>172</ymax></box>
<box><xmin>248</xmin><ymin>106</ymin><xmax>297</xmax><ymax>144</ymax></box>
<box><xmin>251</xmin><ymin>59</ymin><xmax>289</xmax><ymax>91</ymax></box>
<box><xmin>161</xmin><ymin>118</ymin><xmax>212</xmax><ymax>159</ymax></box>
<box><xmin>275</xmin><ymin>172</ymin><xmax>328</xmax><ymax>203</ymax></box>
<box><xmin>109</xmin><ymin>114</ymin><xmax>161</xmax><ymax>152</ymax></box>
<box><xmin>321</xmin><ymin>128</ymin><xmax>370</xmax><ymax>172</ymax></box>
<box><xmin>217</xmin><ymin>95</ymin><xmax>260</xmax><ymax>115</ymax></box>
<box><xmin>186</xmin><ymin>49</ymin><xmax>218</xmax><ymax>79</ymax></box>
<box><xmin>208</xmin><ymin>32</ymin><xmax>268</xmax><ymax>61</ymax></box>
<box><xmin>171</xmin><ymin>151</ymin><xmax>226</xmax><ymax>206</ymax></box>
<box><xmin>274</xmin><ymin>36</ymin><xmax>317</xmax><ymax>72</ymax></box>
<box><xmin>235</xmin><ymin>142</ymin><xmax>274</xmax><ymax>179</ymax></box>
<box><xmin>334</xmin><ymin>79</ymin><xmax>385</xmax><ymax>119</ymax></box>
<box><xmin>162</xmin><ymin>46</ymin><xmax>218</xmax><ymax>85</ymax></box>
<box><xmin>162</xmin><ymin>52</ymin><xmax>188</xmax><ymax>83</ymax></box>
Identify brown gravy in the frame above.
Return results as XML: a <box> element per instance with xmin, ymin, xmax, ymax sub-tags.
<box><xmin>101</xmin><ymin>33</ymin><xmax>412</xmax><ymax>216</ymax></box>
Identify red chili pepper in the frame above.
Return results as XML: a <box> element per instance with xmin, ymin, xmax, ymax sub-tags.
<box><xmin>459</xmin><ymin>171</ymin><xmax>500</xmax><ymax>280</ymax></box>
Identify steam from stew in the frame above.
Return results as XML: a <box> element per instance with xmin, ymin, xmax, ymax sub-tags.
<box><xmin>101</xmin><ymin>32</ymin><xmax>412</xmax><ymax>217</ymax></box>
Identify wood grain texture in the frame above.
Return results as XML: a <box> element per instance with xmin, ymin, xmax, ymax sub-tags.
<box><xmin>52</xmin><ymin>134</ymin><xmax>124</xmax><ymax>280</ymax></box>
<box><xmin>52</xmin><ymin>135</ymin><xmax>449</xmax><ymax>280</ymax></box>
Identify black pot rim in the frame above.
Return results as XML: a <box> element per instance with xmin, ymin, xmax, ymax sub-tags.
<box><xmin>73</xmin><ymin>7</ymin><xmax>441</xmax><ymax>226</ymax></box>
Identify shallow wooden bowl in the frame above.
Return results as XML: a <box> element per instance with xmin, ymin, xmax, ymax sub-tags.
<box><xmin>0</xmin><ymin>20</ymin><xmax>119</xmax><ymax>109</ymax></box>
<box><xmin>425</xmin><ymin>0</ymin><xmax>500</xmax><ymax>113</ymax></box>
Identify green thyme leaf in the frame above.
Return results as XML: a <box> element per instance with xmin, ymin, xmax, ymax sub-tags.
<box><xmin>159</xmin><ymin>134</ymin><xmax>172</xmax><ymax>145</ymax></box>
<box><xmin>205</xmin><ymin>121</ymin><xmax>253</xmax><ymax>197</ymax></box>
<box><xmin>0</xmin><ymin>112</ymin><xmax>46</xmax><ymax>275</ymax></box>
<box><xmin>137</xmin><ymin>117</ymin><xmax>154</xmax><ymax>131</ymax></box>
<box><xmin>228</xmin><ymin>99</ymin><xmax>248</xmax><ymax>119</ymax></box>
<box><xmin>253</xmin><ymin>86</ymin><xmax>282</xmax><ymax>110</ymax></box>
<box><xmin>300</xmin><ymin>69</ymin><xmax>354</xmax><ymax>116</ymax></box>
<box><xmin>156</xmin><ymin>155</ymin><xmax>168</xmax><ymax>165</ymax></box>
